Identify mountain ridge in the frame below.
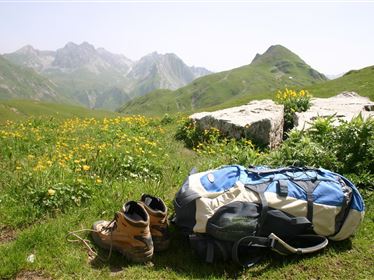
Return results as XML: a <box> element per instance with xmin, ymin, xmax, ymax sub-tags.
<box><xmin>3</xmin><ymin>42</ymin><xmax>212</xmax><ymax>110</ymax></box>
<box><xmin>119</xmin><ymin>44</ymin><xmax>328</xmax><ymax>115</ymax></box>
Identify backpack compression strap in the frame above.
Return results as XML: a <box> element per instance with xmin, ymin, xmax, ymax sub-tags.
<box><xmin>232</xmin><ymin>234</ymin><xmax>329</xmax><ymax>267</ymax></box>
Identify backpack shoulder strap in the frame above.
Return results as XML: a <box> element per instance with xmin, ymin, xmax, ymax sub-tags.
<box><xmin>232</xmin><ymin>234</ymin><xmax>328</xmax><ymax>267</ymax></box>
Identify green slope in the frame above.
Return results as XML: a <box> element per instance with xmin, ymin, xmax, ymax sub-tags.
<box><xmin>196</xmin><ymin>65</ymin><xmax>374</xmax><ymax>112</ymax></box>
<box><xmin>307</xmin><ymin>66</ymin><xmax>374</xmax><ymax>100</ymax></box>
<box><xmin>0</xmin><ymin>99</ymin><xmax>118</xmax><ymax>123</ymax></box>
<box><xmin>0</xmin><ymin>55</ymin><xmax>65</xmax><ymax>103</ymax></box>
<box><xmin>44</xmin><ymin>67</ymin><xmax>131</xmax><ymax>110</ymax></box>
<box><xmin>119</xmin><ymin>45</ymin><xmax>327</xmax><ymax>115</ymax></box>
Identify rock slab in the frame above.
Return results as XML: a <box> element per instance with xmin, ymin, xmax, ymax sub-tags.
<box><xmin>190</xmin><ymin>100</ymin><xmax>284</xmax><ymax>148</ymax></box>
<box><xmin>294</xmin><ymin>92</ymin><xmax>374</xmax><ymax>130</ymax></box>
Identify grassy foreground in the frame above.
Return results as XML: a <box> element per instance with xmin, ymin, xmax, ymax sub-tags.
<box><xmin>0</xmin><ymin>115</ymin><xmax>373</xmax><ymax>279</ymax></box>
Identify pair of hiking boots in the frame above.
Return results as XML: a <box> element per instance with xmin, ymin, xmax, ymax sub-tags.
<box><xmin>91</xmin><ymin>194</ymin><xmax>169</xmax><ymax>262</ymax></box>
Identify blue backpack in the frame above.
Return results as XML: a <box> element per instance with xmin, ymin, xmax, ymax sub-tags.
<box><xmin>173</xmin><ymin>165</ymin><xmax>365</xmax><ymax>267</ymax></box>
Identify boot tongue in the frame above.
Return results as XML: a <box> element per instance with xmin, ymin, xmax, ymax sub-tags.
<box><xmin>124</xmin><ymin>203</ymin><xmax>131</xmax><ymax>213</ymax></box>
<box><xmin>123</xmin><ymin>201</ymin><xmax>148</xmax><ymax>223</ymax></box>
<box><xmin>144</xmin><ymin>197</ymin><xmax>153</xmax><ymax>206</ymax></box>
<box><xmin>142</xmin><ymin>195</ymin><xmax>166</xmax><ymax>213</ymax></box>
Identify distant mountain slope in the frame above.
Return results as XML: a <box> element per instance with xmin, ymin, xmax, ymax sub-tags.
<box><xmin>119</xmin><ymin>45</ymin><xmax>327</xmax><ymax>115</ymax></box>
<box><xmin>3</xmin><ymin>45</ymin><xmax>55</xmax><ymax>72</ymax></box>
<box><xmin>0</xmin><ymin>99</ymin><xmax>117</xmax><ymax>123</ymax></box>
<box><xmin>307</xmin><ymin>66</ymin><xmax>374</xmax><ymax>100</ymax></box>
<box><xmin>126</xmin><ymin>52</ymin><xmax>210</xmax><ymax>97</ymax></box>
<box><xmin>4</xmin><ymin>42</ymin><xmax>211</xmax><ymax>110</ymax></box>
<box><xmin>0</xmin><ymin>55</ymin><xmax>62</xmax><ymax>102</ymax></box>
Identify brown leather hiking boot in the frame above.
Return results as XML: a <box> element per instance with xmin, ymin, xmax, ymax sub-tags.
<box><xmin>91</xmin><ymin>201</ymin><xmax>153</xmax><ymax>262</ymax></box>
<box><xmin>140</xmin><ymin>194</ymin><xmax>170</xmax><ymax>252</ymax></box>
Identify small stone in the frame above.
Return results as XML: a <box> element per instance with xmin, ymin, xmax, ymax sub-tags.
<box><xmin>26</xmin><ymin>254</ymin><xmax>35</xmax><ymax>263</ymax></box>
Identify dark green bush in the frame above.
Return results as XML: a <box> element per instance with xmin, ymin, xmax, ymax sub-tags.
<box><xmin>267</xmin><ymin>115</ymin><xmax>374</xmax><ymax>189</ymax></box>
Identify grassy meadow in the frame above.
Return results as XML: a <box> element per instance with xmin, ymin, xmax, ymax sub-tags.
<box><xmin>0</xmin><ymin>99</ymin><xmax>118</xmax><ymax>123</ymax></box>
<box><xmin>0</xmin><ymin>108</ymin><xmax>373</xmax><ymax>279</ymax></box>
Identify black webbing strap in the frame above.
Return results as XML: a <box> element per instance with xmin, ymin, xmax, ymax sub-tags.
<box><xmin>205</xmin><ymin>239</ymin><xmax>229</xmax><ymax>263</ymax></box>
<box><xmin>231</xmin><ymin>236</ymin><xmax>269</xmax><ymax>267</ymax></box>
<box><xmin>206</xmin><ymin>241</ymin><xmax>214</xmax><ymax>263</ymax></box>
<box><xmin>231</xmin><ymin>233</ymin><xmax>328</xmax><ymax>266</ymax></box>
<box><xmin>294</xmin><ymin>181</ymin><xmax>320</xmax><ymax>223</ymax></box>
<box><xmin>189</xmin><ymin>234</ymin><xmax>229</xmax><ymax>263</ymax></box>
<box><xmin>277</xmin><ymin>180</ymin><xmax>289</xmax><ymax>197</ymax></box>
<box><xmin>245</xmin><ymin>183</ymin><xmax>269</xmax><ymax>235</ymax></box>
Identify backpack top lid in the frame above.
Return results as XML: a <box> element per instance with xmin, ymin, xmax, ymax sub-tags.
<box><xmin>196</xmin><ymin>165</ymin><xmax>364</xmax><ymax>212</ymax></box>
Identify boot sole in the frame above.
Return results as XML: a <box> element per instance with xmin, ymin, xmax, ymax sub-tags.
<box><xmin>91</xmin><ymin>221</ymin><xmax>153</xmax><ymax>263</ymax></box>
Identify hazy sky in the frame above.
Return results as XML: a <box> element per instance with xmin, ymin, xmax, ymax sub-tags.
<box><xmin>0</xmin><ymin>1</ymin><xmax>373</xmax><ymax>75</ymax></box>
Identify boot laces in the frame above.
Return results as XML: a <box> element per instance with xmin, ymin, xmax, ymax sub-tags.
<box><xmin>102</xmin><ymin>213</ymin><xmax>118</xmax><ymax>233</ymax></box>
<box><xmin>66</xmin><ymin>212</ymin><xmax>119</xmax><ymax>262</ymax></box>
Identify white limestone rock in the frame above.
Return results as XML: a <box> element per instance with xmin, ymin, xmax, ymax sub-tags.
<box><xmin>190</xmin><ymin>100</ymin><xmax>284</xmax><ymax>148</ymax></box>
<box><xmin>294</xmin><ymin>92</ymin><xmax>374</xmax><ymax>130</ymax></box>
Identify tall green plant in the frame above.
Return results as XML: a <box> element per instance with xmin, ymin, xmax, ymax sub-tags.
<box><xmin>267</xmin><ymin>115</ymin><xmax>374</xmax><ymax>189</ymax></box>
<box><xmin>275</xmin><ymin>89</ymin><xmax>312</xmax><ymax>132</ymax></box>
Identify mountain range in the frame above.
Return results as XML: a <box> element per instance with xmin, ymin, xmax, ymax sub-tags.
<box><xmin>119</xmin><ymin>45</ymin><xmax>328</xmax><ymax>115</ymax></box>
<box><xmin>2</xmin><ymin>42</ymin><xmax>211</xmax><ymax>110</ymax></box>
<box><xmin>2</xmin><ymin>43</ymin><xmax>373</xmax><ymax>116</ymax></box>
<box><xmin>0</xmin><ymin>55</ymin><xmax>62</xmax><ymax>102</ymax></box>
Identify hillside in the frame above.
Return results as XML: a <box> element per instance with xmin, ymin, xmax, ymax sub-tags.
<box><xmin>0</xmin><ymin>99</ymin><xmax>117</xmax><ymax>123</ymax></box>
<box><xmin>4</xmin><ymin>43</ymin><xmax>211</xmax><ymax>110</ymax></box>
<box><xmin>307</xmin><ymin>65</ymin><xmax>374</xmax><ymax>100</ymax></box>
<box><xmin>119</xmin><ymin>45</ymin><xmax>327</xmax><ymax>115</ymax></box>
<box><xmin>0</xmin><ymin>55</ymin><xmax>62</xmax><ymax>102</ymax></box>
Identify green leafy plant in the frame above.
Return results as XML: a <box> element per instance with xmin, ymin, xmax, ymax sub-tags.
<box><xmin>175</xmin><ymin>119</ymin><xmax>223</xmax><ymax>148</ymax></box>
<box><xmin>28</xmin><ymin>181</ymin><xmax>94</xmax><ymax>213</ymax></box>
<box><xmin>267</xmin><ymin>115</ymin><xmax>374</xmax><ymax>189</ymax></box>
<box><xmin>275</xmin><ymin>88</ymin><xmax>312</xmax><ymax>132</ymax></box>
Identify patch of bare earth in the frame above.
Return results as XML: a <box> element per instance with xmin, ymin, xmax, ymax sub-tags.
<box><xmin>0</xmin><ymin>227</ymin><xmax>16</xmax><ymax>244</ymax></box>
<box><xmin>15</xmin><ymin>271</ymin><xmax>52</xmax><ymax>280</ymax></box>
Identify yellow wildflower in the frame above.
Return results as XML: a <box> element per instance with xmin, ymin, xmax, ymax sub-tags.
<box><xmin>82</xmin><ymin>165</ymin><xmax>90</xmax><ymax>171</ymax></box>
<box><xmin>48</xmin><ymin>189</ymin><xmax>56</xmax><ymax>196</ymax></box>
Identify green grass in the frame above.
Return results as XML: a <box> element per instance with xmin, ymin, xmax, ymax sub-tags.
<box><xmin>0</xmin><ymin>114</ymin><xmax>373</xmax><ymax>279</ymax></box>
<box><xmin>307</xmin><ymin>65</ymin><xmax>374</xmax><ymax>100</ymax></box>
<box><xmin>119</xmin><ymin>45</ymin><xmax>327</xmax><ymax>115</ymax></box>
<box><xmin>0</xmin><ymin>99</ymin><xmax>118</xmax><ymax>123</ymax></box>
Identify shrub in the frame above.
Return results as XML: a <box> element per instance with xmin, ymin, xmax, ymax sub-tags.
<box><xmin>275</xmin><ymin>89</ymin><xmax>312</xmax><ymax>133</ymax></box>
<box><xmin>175</xmin><ymin>119</ymin><xmax>223</xmax><ymax>148</ymax></box>
<box><xmin>267</xmin><ymin>115</ymin><xmax>374</xmax><ymax>190</ymax></box>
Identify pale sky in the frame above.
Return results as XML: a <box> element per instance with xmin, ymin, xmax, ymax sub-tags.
<box><xmin>0</xmin><ymin>1</ymin><xmax>373</xmax><ymax>75</ymax></box>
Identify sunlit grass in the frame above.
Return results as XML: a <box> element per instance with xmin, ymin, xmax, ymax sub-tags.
<box><xmin>0</xmin><ymin>113</ymin><xmax>373</xmax><ymax>279</ymax></box>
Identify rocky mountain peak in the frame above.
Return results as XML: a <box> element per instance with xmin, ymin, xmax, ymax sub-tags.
<box><xmin>250</xmin><ymin>44</ymin><xmax>298</xmax><ymax>65</ymax></box>
<box><xmin>53</xmin><ymin>41</ymin><xmax>98</xmax><ymax>69</ymax></box>
<box><xmin>15</xmin><ymin>45</ymin><xmax>37</xmax><ymax>54</ymax></box>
